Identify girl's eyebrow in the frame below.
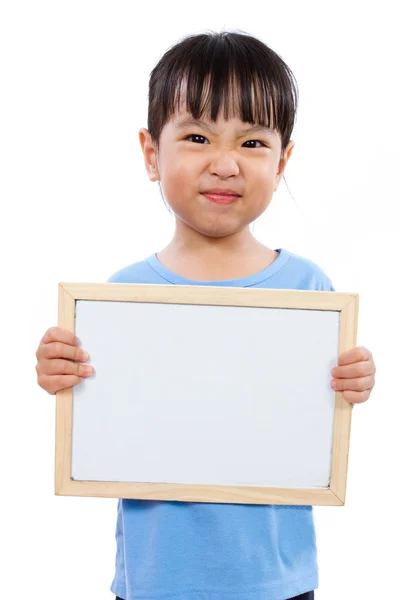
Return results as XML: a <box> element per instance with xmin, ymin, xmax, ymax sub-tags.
<box><xmin>174</xmin><ymin>116</ymin><xmax>277</xmax><ymax>137</ymax></box>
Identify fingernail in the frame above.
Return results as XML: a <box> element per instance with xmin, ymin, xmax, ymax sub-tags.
<box><xmin>82</xmin><ymin>365</ymin><xmax>94</xmax><ymax>376</ymax></box>
<box><xmin>81</xmin><ymin>351</ymin><xmax>89</xmax><ymax>362</ymax></box>
<box><xmin>331</xmin><ymin>380</ymin><xmax>337</xmax><ymax>389</ymax></box>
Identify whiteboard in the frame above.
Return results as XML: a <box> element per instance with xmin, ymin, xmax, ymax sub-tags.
<box><xmin>55</xmin><ymin>283</ymin><xmax>358</xmax><ymax>505</ymax></box>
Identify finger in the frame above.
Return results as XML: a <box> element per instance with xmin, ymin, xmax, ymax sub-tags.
<box><xmin>37</xmin><ymin>374</ymin><xmax>84</xmax><ymax>395</ymax></box>
<box><xmin>41</xmin><ymin>327</ymin><xmax>80</xmax><ymax>347</ymax></box>
<box><xmin>332</xmin><ymin>360</ymin><xmax>373</xmax><ymax>379</ymax></box>
<box><xmin>331</xmin><ymin>375</ymin><xmax>375</xmax><ymax>392</ymax></box>
<box><xmin>342</xmin><ymin>389</ymin><xmax>371</xmax><ymax>404</ymax></box>
<box><xmin>337</xmin><ymin>346</ymin><xmax>371</xmax><ymax>366</ymax></box>
<box><xmin>40</xmin><ymin>341</ymin><xmax>89</xmax><ymax>363</ymax></box>
<box><xmin>38</xmin><ymin>358</ymin><xmax>94</xmax><ymax>378</ymax></box>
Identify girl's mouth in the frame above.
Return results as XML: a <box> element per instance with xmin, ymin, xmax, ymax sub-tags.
<box><xmin>202</xmin><ymin>193</ymin><xmax>240</xmax><ymax>204</ymax></box>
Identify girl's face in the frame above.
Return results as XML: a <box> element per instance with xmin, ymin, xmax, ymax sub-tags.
<box><xmin>140</xmin><ymin>108</ymin><xmax>294</xmax><ymax>239</ymax></box>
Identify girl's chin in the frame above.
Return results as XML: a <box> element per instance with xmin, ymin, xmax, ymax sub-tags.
<box><xmin>181</xmin><ymin>218</ymin><xmax>245</xmax><ymax>239</ymax></box>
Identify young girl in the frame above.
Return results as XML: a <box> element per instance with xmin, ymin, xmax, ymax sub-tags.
<box><xmin>35</xmin><ymin>31</ymin><xmax>376</xmax><ymax>600</ymax></box>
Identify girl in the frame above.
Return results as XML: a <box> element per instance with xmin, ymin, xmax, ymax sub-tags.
<box><xmin>35</xmin><ymin>31</ymin><xmax>376</xmax><ymax>600</ymax></box>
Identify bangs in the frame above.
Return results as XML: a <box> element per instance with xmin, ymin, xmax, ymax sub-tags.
<box><xmin>175</xmin><ymin>71</ymin><xmax>278</xmax><ymax>130</ymax></box>
<box><xmin>148</xmin><ymin>32</ymin><xmax>299</xmax><ymax>153</ymax></box>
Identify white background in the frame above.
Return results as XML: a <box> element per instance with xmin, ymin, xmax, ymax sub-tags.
<box><xmin>1</xmin><ymin>1</ymin><xmax>398</xmax><ymax>599</ymax></box>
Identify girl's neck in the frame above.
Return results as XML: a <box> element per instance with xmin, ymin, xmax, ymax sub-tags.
<box><xmin>156</xmin><ymin>227</ymin><xmax>278</xmax><ymax>281</ymax></box>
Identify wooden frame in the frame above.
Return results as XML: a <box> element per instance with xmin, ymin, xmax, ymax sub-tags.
<box><xmin>55</xmin><ymin>283</ymin><xmax>358</xmax><ymax>506</ymax></box>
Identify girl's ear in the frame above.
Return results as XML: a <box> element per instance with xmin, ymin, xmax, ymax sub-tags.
<box><xmin>139</xmin><ymin>128</ymin><xmax>160</xmax><ymax>182</ymax></box>
<box><xmin>274</xmin><ymin>140</ymin><xmax>295</xmax><ymax>191</ymax></box>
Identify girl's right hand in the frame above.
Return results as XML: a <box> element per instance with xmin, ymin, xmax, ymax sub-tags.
<box><xmin>35</xmin><ymin>327</ymin><xmax>94</xmax><ymax>395</ymax></box>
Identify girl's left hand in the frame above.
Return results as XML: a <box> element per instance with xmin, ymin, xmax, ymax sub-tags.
<box><xmin>330</xmin><ymin>346</ymin><xmax>376</xmax><ymax>404</ymax></box>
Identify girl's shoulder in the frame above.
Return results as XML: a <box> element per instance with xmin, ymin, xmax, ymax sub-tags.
<box><xmin>280</xmin><ymin>248</ymin><xmax>335</xmax><ymax>292</ymax></box>
<box><xmin>107</xmin><ymin>256</ymin><xmax>155</xmax><ymax>284</ymax></box>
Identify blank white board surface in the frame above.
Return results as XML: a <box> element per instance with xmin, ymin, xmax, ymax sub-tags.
<box><xmin>72</xmin><ymin>300</ymin><xmax>339</xmax><ymax>488</ymax></box>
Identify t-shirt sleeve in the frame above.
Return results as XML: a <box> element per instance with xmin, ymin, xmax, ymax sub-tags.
<box><xmin>107</xmin><ymin>271</ymin><xmax>122</xmax><ymax>283</ymax></box>
<box><xmin>321</xmin><ymin>278</ymin><xmax>335</xmax><ymax>292</ymax></box>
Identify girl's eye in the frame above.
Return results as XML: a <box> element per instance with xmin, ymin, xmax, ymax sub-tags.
<box><xmin>186</xmin><ymin>134</ymin><xmax>210</xmax><ymax>144</ymax></box>
<box><xmin>243</xmin><ymin>140</ymin><xmax>267</xmax><ymax>148</ymax></box>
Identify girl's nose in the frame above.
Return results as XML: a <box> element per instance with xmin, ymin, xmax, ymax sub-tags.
<box><xmin>208</xmin><ymin>153</ymin><xmax>240</xmax><ymax>178</ymax></box>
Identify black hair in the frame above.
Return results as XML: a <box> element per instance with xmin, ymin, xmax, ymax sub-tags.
<box><xmin>147</xmin><ymin>30</ymin><xmax>299</xmax><ymax>156</ymax></box>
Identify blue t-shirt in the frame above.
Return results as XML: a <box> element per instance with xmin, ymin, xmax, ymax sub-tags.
<box><xmin>108</xmin><ymin>248</ymin><xmax>335</xmax><ymax>600</ymax></box>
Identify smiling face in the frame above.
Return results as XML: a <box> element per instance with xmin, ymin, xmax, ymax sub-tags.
<box><xmin>140</xmin><ymin>104</ymin><xmax>294</xmax><ymax>241</ymax></box>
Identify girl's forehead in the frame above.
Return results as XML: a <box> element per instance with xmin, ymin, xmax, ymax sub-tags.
<box><xmin>173</xmin><ymin>110</ymin><xmax>242</xmax><ymax>126</ymax></box>
<box><xmin>172</xmin><ymin>81</ymin><xmax>277</xmax><ymax>132</ymax></box>
<box><xmin>170</xmin><ymin>110</ymin><xmax>278</xmax><ymax>138</ymax></box>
